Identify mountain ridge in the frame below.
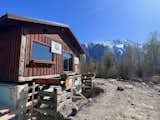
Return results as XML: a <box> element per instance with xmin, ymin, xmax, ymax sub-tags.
<box><xmin>82</xmin><ymin>40</ymin><xmax>142</xmax><ymax>62</ymax></box>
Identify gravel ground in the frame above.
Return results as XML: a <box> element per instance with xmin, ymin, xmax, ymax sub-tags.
<box><xmin>73</xmin><ymin>78</ymin><xmax>160</xmax><ymax>120</ymax></box>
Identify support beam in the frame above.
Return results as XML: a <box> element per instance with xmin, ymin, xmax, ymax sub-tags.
<box><xmin>33</xmin><ymin>78</ymin><xmax>61</xmax><ymax>85</ymax></box>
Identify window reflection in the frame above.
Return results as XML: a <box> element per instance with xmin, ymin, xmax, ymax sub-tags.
<box><xmin>32</xmin><ymin>41</ymin><xmax>52</xmax><ymax>61</ymax></box>
<box><xmin>63</xmin><ymin>52</ymin><xmax>73</xmax><ymax>71</ymax></box>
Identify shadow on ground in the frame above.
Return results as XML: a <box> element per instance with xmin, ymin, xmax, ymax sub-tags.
<box><xmin>90</xmin><ymin>87</ymin><xmax>105</xmax><ymax>98</ymax></box>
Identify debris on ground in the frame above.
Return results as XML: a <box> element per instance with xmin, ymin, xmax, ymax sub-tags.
<box><xmin>73</xmin><ymin>78</ymin><xmax>160</xmax><ymax>120</ymax></box>
<box><xmin>124</xmin><ymin>84</ymin><xmax>133</xmax><ymax>89</ymax></box>
<box><xmin>117</xmin><ymin>86</ymin><xmax>124</xmax><ymax>91</ymax></box>
<box><xmin>69</xmin><ymin>100</ymin><xmax>88</xmax><ymax>117</ymax></box>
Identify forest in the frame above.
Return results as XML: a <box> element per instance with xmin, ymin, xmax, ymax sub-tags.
<box><xmin>80</xmin><ymin>32</ymin><xmax>160</xmax><ymax>81</ymax></box>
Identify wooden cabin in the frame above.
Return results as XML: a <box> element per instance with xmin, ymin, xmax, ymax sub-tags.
<box><xmin>0</xmin><ymin>13</ymin><xmax>84</xmax><ymax>82</ymax></box>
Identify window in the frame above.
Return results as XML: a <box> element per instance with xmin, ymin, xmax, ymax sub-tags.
<box><xmin>32</xmin><ymin>41</ymin><xmax>52</xmax><ymax>61</ymax></box>
<box><xmin>63</xmin><ymin>52</ymin><xmax>73</xmax><ymax>71</ymax></box>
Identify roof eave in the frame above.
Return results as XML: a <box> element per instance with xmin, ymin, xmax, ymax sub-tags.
<box><xmin>0</xmin><ymin>13</ymin><xmax>85</xmax><ymax>54</ymax></box>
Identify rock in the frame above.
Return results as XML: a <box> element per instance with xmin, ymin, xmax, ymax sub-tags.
<box><xmin>124</xmin><ymin>85</ymin><xmax>133</xmax><ymax>89</ymax></box>
<box><xmin>153</xmin><ymin>85</ymin><xmax>160</xmax><ymax>91</ymax></box>
<box><xmin>148</xmin><ymin>94</ymin><xmax>153</xmax><ymax>97</ymax></box>
<box><xmin>131</xmin><ymin>77</ymin><xmax>143</xmax><ymax>82</ymax></box>
<box><xmin>88</xmin><ymin>98</ymin><xmax>93</xmax><ymax>102</ymax></box>
<box><xmin>149</xmin><ymin>81</ymin><xmax>154</xmax><ymax>85</ymax></box>
<box><xmin>142</xmin><ymin>103</ymin><xmax>154</xmax><ymax>110</ymax></box>
<box><xmin>108</xmin><ymin>79</ymin><xmax>116</xmax><ymax>83</ymax></box>
<box><xmin>142</xmin><ymin>82</ymin><xmax>147</xmax><ymax>86</ymax></box>
<box><xmin>118</xmin><ymin>78</ymin><xmax>124</xmax><ymax>81</ymax></box>
<box><xmin>137</xmin><ymin>78</ymin><xmax>143</xmax><ymax>82</ymax></box>
<box><xmin>117</xmin><ymin>86</ymin><xmax>124</xmax><ymax>91</ymax></box>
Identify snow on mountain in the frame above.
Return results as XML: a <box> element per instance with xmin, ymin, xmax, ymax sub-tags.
<box><xmin>82</xmin><ymin>40</ymin><xmax>141</xmax><ymax>62</ymax></box>
<box><xmin>92</xmin><ymin>41</ymin><xmax>113</xmax><ymax>48</ymax></box>
<box><xmin>115</xmin><ymin>44</ymin><xmax>124</xmax><ymax>49</ymax></box>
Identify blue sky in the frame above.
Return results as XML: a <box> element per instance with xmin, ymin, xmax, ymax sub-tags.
<box><xmin>0</xmin><ymin>0</ymin><xmax>160</xmax><ymax>44</ymax></box>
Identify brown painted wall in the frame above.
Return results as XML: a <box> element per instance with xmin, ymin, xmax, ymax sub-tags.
<box><xmin>22</xmin><ymin>25</ymin><xmax>78</xmax><ymax>78</ymax></box>
<box><xmin>0</xmin><ymin>27</ymin><xmax>21</xmax><ymax>82</ymax></box>
<box><xmin>0</xmin><ymin>25</ymin><xmax>80</xmax><ymax>82</ymax></box>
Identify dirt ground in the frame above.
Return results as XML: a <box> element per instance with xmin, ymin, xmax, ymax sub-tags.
<box><xmin>73</xmin><ymin>78</ymin><xmax>160</xmax><ymax>120</ymax></box>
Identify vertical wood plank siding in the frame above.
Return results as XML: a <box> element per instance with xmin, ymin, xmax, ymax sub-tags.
<box><xmin>23</xmin><ymin>27</ymin><xmax>76</xmax><ymax>77</ymax></box>
<box><xmin>0</xmin><ymin>27</ymin><xmax>21</xmax><ymax>82</ymax></box>
<box><xmin>0</xmin><ymin>25</ymin><xmax>80</xmax><ymax>82</ymax></box>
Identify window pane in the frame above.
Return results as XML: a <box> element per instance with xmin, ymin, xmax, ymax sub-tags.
<box><xmin>32</xmin><ymin>42</ymin><xmax>52</xmax><ymax>61</ymax></box>
<box><xmin>64</xmin><ymin>59</ymin><xmax>68</xmax><ymax>71</ymax></box>
<box><xmin>69</xmin><ymin>57</ymin><xmax>73</xmax><ymax>71</ymax></box>
<box><xmin>63</xmin><ymin>52</ymin><xmax>73</xmax><ymax>71</ymax></box>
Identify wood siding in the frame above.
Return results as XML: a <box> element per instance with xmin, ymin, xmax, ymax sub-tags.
<box><xmin>0</xmin><ymin>25</ymin><xmax>80</xmax><ymax>82</ymax></box>
<box><xmin>22</xmin><ymin>26</ymin><xmax>77</xmax><ymax>78</ymax></box>
<box><xmin>0</xmin><ymin>27</ymin><xmax>21</xmax><ymax>82</ymax></box>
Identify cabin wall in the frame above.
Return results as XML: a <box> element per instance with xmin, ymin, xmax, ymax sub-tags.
<box><xmin>0</xmin><ymin>27</ymin><xmax>21</xmax><ymax>82</ymax></box>
<box><xmin>21</xmin><ymin>26</ymin><xmax>79</xmax><ymax>80</ymax></box>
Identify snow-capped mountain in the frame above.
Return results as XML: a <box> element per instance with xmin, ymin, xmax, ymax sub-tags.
<box><xmin>82</xmin><ymin>39</ymin><xmax>141</xmax><ymax>62</ymax></box>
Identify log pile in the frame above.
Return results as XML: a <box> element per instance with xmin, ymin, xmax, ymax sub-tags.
<box><xmin>23</xmin><ymin>73</ymin><xmax>95</xmax><ymax>119</ymax></box>
<box><xmin>33</xmin><ymin>78</ymin><xmax>73</xmax><ymax>119</ymax></box>
<box><xmin>82</xmin><ymin>73</ymin><xmax>95</xmax><ymax>98</ymax></box>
